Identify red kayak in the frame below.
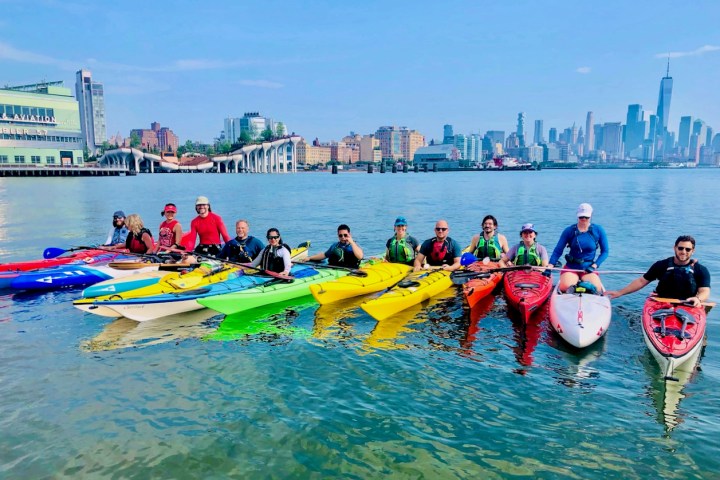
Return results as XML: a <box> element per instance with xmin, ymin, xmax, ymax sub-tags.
<box><xmin>462</xmin><ymin>261</ymin><xmax>503</xmax><ymax>309</ymax></box>
<box><xmin>642</xmin><ymin>297</ymin><xmax>706</xmax><ymax>380</ymax></box>
<box><xmin>0</xmin><ymin>249</ymin><xmax>113</xmax><ymax>273</ymax></box>
<box><xmin>504</xmin><ymin>269</ymin><xmax>553</xmax><ymax>323</ymax></box>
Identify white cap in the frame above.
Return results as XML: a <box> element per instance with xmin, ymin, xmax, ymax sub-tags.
<box><xmin>196</xmin><ymin>196</ymin><xmax>210</xmax><ymax>205</ymax></box>
<box><xmin>577</xmin><ymin>203</ymin><xmax>593</xmax><ymax>217</ymax></box>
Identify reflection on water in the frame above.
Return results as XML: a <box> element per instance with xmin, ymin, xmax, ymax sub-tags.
<box><xmin>546</xmin><ymin>331</ymin><xmax>607</xmax><ymax>391</ymax></box>
<box><xmin>82</xmin><ymin>309</ymin><xmax>223</xmax><ymax>351</ymax></box>
<box><xmin>507</xmin><ymin>302</ymin><xmax>548</xmax><ymax>372</ymax></box>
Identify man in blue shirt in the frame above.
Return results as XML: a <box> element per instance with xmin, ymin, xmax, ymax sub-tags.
<box><xmin>218</xmin><ymin>219</ymin><xmax>264</xmax><ymax>263</ymax></box>
<box><xmin>308</xmin><ymin>224</ymin><xmax>364</xmax><ymax>268</ymax></box>
<box><xmin>104</xmin><ymin>210</ymin><xmax>129</xmax><ymax>247</ymax></box>
<box><xmin>414</xmin><ymin>219</ymin><xmax>462</xmax><ymax>271</ymax></box>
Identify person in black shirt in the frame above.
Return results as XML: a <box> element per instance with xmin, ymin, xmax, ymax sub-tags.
<box><xmin>605</xmin><ymin>235</ymin><xmax>711</xmax><ymax>307</ymax></box>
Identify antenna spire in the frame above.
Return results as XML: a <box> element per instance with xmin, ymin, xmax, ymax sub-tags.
<box><xmin>666</xmin><ymin>56</ymin><xmax>670</xmax><ymax>77</ymax></box>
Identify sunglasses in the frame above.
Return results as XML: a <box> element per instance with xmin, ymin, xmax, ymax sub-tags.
<box><xmin>676</xmin><ymin>246</ymin><xmax>693</xmax><ymax>252</ymax></box>
<box><xmin>267</xmin><ymin>235</ymin><xmax>280</xmax><ymax>240</ymax></box>
<box><xmin>578</xmin><ymin>216</ymin><xmax>590</xmax><ymax>220</ymax></box>
<box><xmin>338</xmin><ymin>233</ymin><xmax>349</xmax><ymax>238</ymax></box>
<box><xmin>435</xmin><ymin>227</ymin><xmax>448</xmax><ymax>231</ymax></box>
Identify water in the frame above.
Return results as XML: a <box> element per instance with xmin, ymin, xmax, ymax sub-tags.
<box><xmin>0</xmin><ymin>169</ymin><xmax>718</xmax><ymax>478</ymax></box>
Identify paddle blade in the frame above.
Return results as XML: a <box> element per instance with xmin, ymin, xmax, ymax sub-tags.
<box><xmin>460</xmin><ymin>252</ymin><xmax>478</xmax><ymax>266</ymax></box>
<box><xmin>450</xmin><ymin>271</ymin><xmax>490</xmax><ymax>285</ymax></box>
<box><xmin>296</xmin><ymin>241</ymin><xmax>311</xmax><ymax>250</ymax></box>
<box><xmin>43</xmin><ymin>247</ymin><xmax>68</xmax><ymax>259</ymax></box>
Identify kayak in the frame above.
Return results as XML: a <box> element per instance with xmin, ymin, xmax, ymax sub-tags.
<box><xmin>549</xmin><ymin>286</ymin><xmax>611</xmax><ymax>348</ymax></box>
<box><xmin>0</xmin><ymin>248</ymin><xmax>113</xmax><ymax>273</ymax></box>
<box><xmin>642</xmin><ymin>297</ymin><xmax>706</xmax><ymax>380</ymax></box>
<box><xmin>503</xmin><ymin>269</ymin><xmax>553</xmax><ymax>323</ymax></box>
<box><xmin>73</xmin><ymin>268</ymin><xmax>307</xmax><ymax>321</ymax></box>
<box><xmin>9</xmin><ymin>261</ymin><xmax>155</xmax><ymax>291</ymax></box>
<box><xmin>462</xmin><ymin>261</ymin><xmax>503</xmax><ymax>309</ymax></box>
<box><xmin>360</xmin><ymin>269</ymin><xmax>452</xmax><ymax>321</ymax></box>
<box><xmin>199</xmin><ymin>267</ymin><xmax>347</xmax><ymax>316</ymax></box>
<box><xmin>309</xmin><ymin>263</ymin><xmax>411</xmax><ymax>305</ymax></box>
<box><xmin>80</xmin><ymin>243</ymin><xmax>311</xmax><ymax>300</ymax></box>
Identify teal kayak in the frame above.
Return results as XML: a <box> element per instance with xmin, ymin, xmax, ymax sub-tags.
<box><xmin>198</xmin><ymin>267</ymin><xmax>347</xmax><ymax>315</ymax></box>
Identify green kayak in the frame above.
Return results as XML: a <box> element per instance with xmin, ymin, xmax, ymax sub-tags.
<box><xmin>198</xmin><ymin>267</ymin><xmax>347</xmax><ymax>316</ymax></box>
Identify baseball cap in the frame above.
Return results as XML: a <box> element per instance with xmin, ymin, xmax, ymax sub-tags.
<box><xmin>196</xmin><ymin>196</ymin><xmax>210</xmax><ymax>205</ymax></box>
<box><xmin>113</xmin><ymin>210</ymin><xmax>126</xmax><ymax>218</ymax></box>
<box><xmin>161</xmin><ymin>204</ymin><xmax>177</xmax><ymax>215</ymax></box>
<box><xmin>577</xmin><ymin>203</ymin><xmax>593</xmax><ymax>218</ymax></box>
<box><xmin>394</xmin><ymin>216</ymin><xmax>408</xmax><ymax>226</ymax></box>
<box><xmin>520</xmin><ymin>223</ymin><xmax>536</xmax><ymax>234</ymax></box>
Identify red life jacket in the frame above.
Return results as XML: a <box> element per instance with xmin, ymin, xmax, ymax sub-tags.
<box><xmin>158</xmin><ymin>219</ymin><xmax>179</xmax><ymax>248</ymax></box>
<box><xmin>429</xmin><ymin>239</ymin><xmax>449</xmax><ymax>264</ymax></box>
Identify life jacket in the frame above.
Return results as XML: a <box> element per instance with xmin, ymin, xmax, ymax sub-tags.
<box><xmin>126</xmin><ymin>228</ymin><xmax>153</xmax><ymax>254</ymax></box>
<box><xmin>328</xmin><ymin>242</ymin><xmax>361</xmax><ymax>268</ymax></box>
<box><xmin>226</xmin><ymin>236</ymin><xmax>257</xmax><ymax>263</ymax></box>
<box><xmin>428</xmin><ymin>238</ymin><xmax>452</xmax><ymax>265</ymax></box>
<box><xmin>158</xmin><ymin>219</ymin><xmax>179</xmax><ymax>248</ymax></box>
<box><xmin>474</xmin><ymin>234</ymin><xmax>502</xmax><ymax>261</ymax></box>
<box><xmin>111</xmin><ymin>226</ymin><xmax>129</xmax><ymax>245</ymax></box>
<box><xmin>657</xmin><ymin>258</ymin><xmax>698</xmax><ymax>299</ymax></box>
<box><xmin>388</xmin><ymin>236</ymin><xmax>415</xmax><ymax>265</ymax></box>
<box><xmin>259</xmin><ymin>244</ymin><xmax>291</xmax><ymax>273</ymax></box>
<box><xmin>516</xmin><ymin>243</ymin><xmax>542</xmax><ymax>266</ymax></box>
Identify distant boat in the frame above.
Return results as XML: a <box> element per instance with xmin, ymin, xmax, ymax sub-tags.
<box><xmin>484</xmin><ymin>155</ymin><xmax>534</xmax><ymax>170</ymax></box>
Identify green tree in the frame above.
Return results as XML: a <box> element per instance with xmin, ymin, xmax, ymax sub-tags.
<box><xmin>239</xmin><ymin>130</ymin><xmax>252</xmax><ymax>145</ymax></box>
<box><xmin>260</xmin><ymin>126</ymin><xmax>274</xmax><ymax>141</ymax></box>
<box><xmin>217</xmin><ymin>141</ymin><xmax>232</xmax><ymax>154</ymax></box>
<box><xmin>206</xmin><ymin>146</ymin><xmax>216</xmax><ymax>155</ymax></box>
<box><xmin>101</xmin><ymin>141</ymin><xmax>111</xmax><ymax>153</ymax></box>
<box><xmin>130</xmin><ymin>132</ymin><xmax>141</xmax><ymax>148</ymax></box>
<box><xmin>275</xmin><ymin>122</ymin><xmax>286</xmax><ymax>137</ymax></box>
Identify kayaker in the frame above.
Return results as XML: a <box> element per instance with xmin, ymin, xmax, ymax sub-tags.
<box><xmin>500</xmin><ymin>223</ymin><xmax>549</xmax><ymax>267</ymax></box>
<box><xmin>185</xmin><ymin>196</ymin><xmax>231</xmax><ymax>256</ymax></box>
<box><xmin>155</xmin><ymin>203</ymin><xmax>183</xmax><ymax>253</ymax></box>
<box><xmin>248</xmin><ymin>228</ymin><xmax>292</xmax><ymax>275</ymax></box>
<box><xmin>218</xmin><ymin>219</ymin><xmax>264</xmax><ymax>263</ymax></box>
<box><xmin>307</xmin><ymin>224</ymin><xmax>364</xmax><ymax>268</ymax></box>
<box><xmin>547</xmin><ymin>203</ymin><xmax>609</xmax><ymax>293</ymax></box>
<box><xmin>605</xmin><ymin>235</ymin><xmax>710</xmax><ymax>308</ymax></box>
<box><xmin>384</xmin><ymin>216</ymin><xmax>420</xmax><ymax>266</ymax></box>
<box><xmin>104</xmin><ymin>210</ymin><xmax>129</xmax><ymax>248</ymax></box>
<box><xmin>469</xmin><ymin>215</ymin><xmax>509</xmax><ymax>261</ymax></box>
<box><xmin>414</xmin><ymin>219</ymin><xmax>462</xmax><ymax>272</ymax></box>
<box><xmin>124</xmin><ymin>214</ymin><xmax>154</xmax><ymax>254</ymax></box>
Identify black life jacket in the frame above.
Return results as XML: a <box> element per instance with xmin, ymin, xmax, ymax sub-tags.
<box><xmin>226</xmin><ymin>236</ymin><xmax>256</xmax><ymax>263</ymax></box>
<box><xmin>259</xmin><ymin>244</ymin><xmax>291</xmax><ymax>273</ymax></box>
<box><xmin>657</xmin><ymin>258</ymin><xmax>698</xmax><ymax>299</ymax></box>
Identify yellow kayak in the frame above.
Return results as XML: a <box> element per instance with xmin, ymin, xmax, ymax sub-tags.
<box><xmin>360</xmin><ymin>269</ymin><xmax>453</xmax><ymax>321</ymax></box>
<box><xmin>309</xmin><ymin>263</ymin><xmax>411</xmax><ymax>305</ymax></box>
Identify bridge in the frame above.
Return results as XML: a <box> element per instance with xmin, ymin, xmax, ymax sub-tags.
<box><xmin>99</xmin><ymin>148</ymin><xmax>213</xmax><ymax>173</ymax></box>
<box><xmin>211</xmin><ymin>136</ymin><xmax>301</xmax><ymax>173</ymax></box>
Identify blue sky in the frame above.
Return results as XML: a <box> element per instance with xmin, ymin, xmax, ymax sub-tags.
<box><xmin>2</xmin><ymin>0</ymin><xmax>718</xmax><ymax>144</ymax></box>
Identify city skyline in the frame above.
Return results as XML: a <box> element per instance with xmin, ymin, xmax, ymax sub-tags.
<box><xmin>1</xmin><ymin>1</ymin><xmax>719</xmax><ymax>143</ymax></box>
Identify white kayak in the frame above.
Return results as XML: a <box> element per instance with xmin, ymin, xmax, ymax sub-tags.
<box><xmin>549</xmin><ymin>286</ymin><xmax>611</xmax><ymax>348</ymax></box>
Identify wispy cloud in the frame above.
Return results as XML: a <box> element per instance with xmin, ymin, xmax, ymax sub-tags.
<box><xmin>107</xmin><ymin>75</ymin><xmax>172</xmax><ymax>95</ymax></box>
<box><xmin>655</xmin><ymin>45</ymin><xmax>720</xmax><ymax>58</ymax></box>
<box><xmin>576</xmin><ymin>66</ymin><xmax>591</xmax><ymax>74</ymax></box>
<box><xmin>0</xmin><ymin>41</ymin><xmax>76</xmax><ymax>70</ymax></box>
<box><xmin>238</xmin><ymin>79</ymin><xmax>284</xmax><ymax>89</ymax></box>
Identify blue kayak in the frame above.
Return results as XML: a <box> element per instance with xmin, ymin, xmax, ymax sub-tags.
<box><xmin>10</xmin><ymin>262</ymin><xmax>157</xmax><ymax>292</ymax></box>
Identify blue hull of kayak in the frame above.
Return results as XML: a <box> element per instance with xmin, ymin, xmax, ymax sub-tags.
<box><xmin>10</xmin><ymin>265</ymin><xmax>113</xmax><ymax>291</ymax></box>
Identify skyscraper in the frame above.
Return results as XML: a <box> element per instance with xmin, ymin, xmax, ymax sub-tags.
<box><xmin>533</xmin><ymin>120</ymin><xmax>544</xmax><ymax>144</ymax></box>
<box><xmin>443</xmin><ymin>125</ymin><xmax>454</xmax><ymax>144</ymax></box>
<box><xmin>624</xmin><ymin>104</ymin><xmax>646</xmax><ymax>156</ymax></box>
<box><xmin>517</xmin><ymin>112</ymin><xmax>526</xmax><ymax>147</ymax></box>
<box><xmin>678</xmin><ymin>116</ymin><xmax>693</xmax><ymax>152</ymax></box>
<box><xmin>75</xmin><ymin>69</ymin><xmax>106</xmax><ymax>154</ymax></box>
<box><xmin>548</xmin><ymin>128</ymin><xmax>557</xmax><ymax>144</ymax></box>
<box><xmin>692</xmin><ymin>119</ymin><xmax>706</xmax><ymax>146</ymax></box>
<box><xmin>656</xmin><ymin>59</ymin><xmax>673</xmax><ymax>134</ymax></box>
<box><xmin>585</xmin><ymin>112</ymin><xmax>594</xmax><ymax>154</ymax></box>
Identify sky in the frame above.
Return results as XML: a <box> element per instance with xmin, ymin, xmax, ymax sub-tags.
<box><xmin>1</xmin><ymin>0</ymin><xmax>719</xmax><ymax>144</ymax></box>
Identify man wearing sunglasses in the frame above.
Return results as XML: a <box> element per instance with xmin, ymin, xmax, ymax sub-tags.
<box><xmin>103</xmin><ymin>210</ymin><xmax>129</xmax><ymax>248</ymax></box>
<box><xmin>414</xmin><ymin>220</ymin><xmax>462</xmax><ymax>272</ymax></box>
<box><xmin>606</xmin><ymin>235</ymin><xmax>710</xmax><ymax>308</ymax></box>
<box><xmin>307</xmin><ymin>224</ymin><xmax>364</xmax><ymax>268</ymax></box>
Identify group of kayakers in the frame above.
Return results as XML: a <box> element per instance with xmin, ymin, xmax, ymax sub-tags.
<box><xmin>103</xmin><ymin>198</ymin><xmax>711</xmax><ymax>307</ymax></box>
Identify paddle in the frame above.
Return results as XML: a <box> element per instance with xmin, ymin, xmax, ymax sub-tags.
<box><xmin>43</xmin><ymin>246</ymin><xmax>99</xmax><ymax>259</ymax></box>
<box><xmin>650</xmin><ymin>296</ymin><xmax>716</xmax><ymax>313</ymax></box>
<box><xmin>450</xmin><ymin>265</ymin><xmax>533</xmax><ymax>285</ymax></box>
<box><xmin>159</xmin><ymin>246</ymin><xmax>295</xmax><ymax>281</ymax></box>
<box><xmin>293</xmin><ymin>261</ymin><xmax>369</xmax><ymax>277</ymax></box>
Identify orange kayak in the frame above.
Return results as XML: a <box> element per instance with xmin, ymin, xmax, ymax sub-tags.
<box><xmin>462</xmin><ymin>261</ymin><xmax>503</xmax><ymax>309</ymax></box>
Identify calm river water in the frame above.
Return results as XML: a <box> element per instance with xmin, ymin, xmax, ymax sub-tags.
<box><xmin>0</xmin><ymin>169</ymin><xmax>718</xmax><ymax>478</ymax></box>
